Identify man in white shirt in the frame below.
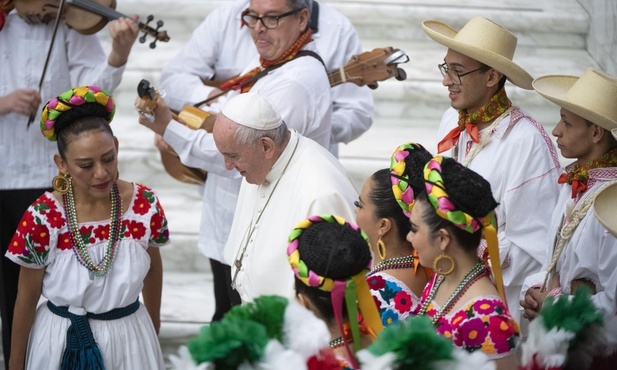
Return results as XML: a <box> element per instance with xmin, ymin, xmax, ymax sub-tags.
<box><xmin>142</xmin><ymin>0</ymin><xmax>366</xmax><ymax>320</ymax></box>
<box><xmin>521</xmin><ymin>68</ymin><xmax>617</xmax><ymax>367</ymax></box>
<box><xmin>421</xmin><ymin>16</ymin><xmax>561</xmax><ymax>324</ymax></box>
<box><xmin>213</xmin><ymin>92</ymin><xmax>357</xmax><ymax>302</ymax></box>
<box><xmin>0</xmin><ymin>2</ymin><xmax>138</xmax><ymax>365</ymax></box>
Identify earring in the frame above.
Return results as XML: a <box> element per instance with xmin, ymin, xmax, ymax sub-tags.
<box><xmin>52</xmin><ymin>173</ymin><xmax>70</xmax><ymax>194</ymax></box>
<box><xmin>433</xmin><ymin>253</ymin><xmax>455</xmax><ymax>275</ymax></box>
<box><xmin>377</xmin><ymin>238</ymin><xmax>387</xmax><ymax>260</ymax></box>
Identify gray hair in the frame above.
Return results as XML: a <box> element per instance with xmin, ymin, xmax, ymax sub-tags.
<box><xmin>287</xmin><ymin>0</ymin><xmax>311</xmax><ymax>16</ymax></box>
<box><xmin>234</xmin><ymin>122</ymin><xmax>289</xmax><ymax>147</ymax></box>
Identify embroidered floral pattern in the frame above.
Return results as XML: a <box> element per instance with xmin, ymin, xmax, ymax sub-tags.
<box><xmin>6</xmin><ymin>184</ymin><xmax>169</xmax><ymax>268</ymax></box>
<box><xmin>417</xmin><ymin>279</ymin><xmax>519</xmax><ymax>358</ymax></box>
<box><xmin>368</xmin><ymin>272</ymin><xmax>420</xmax><ymax>327</ymax></box>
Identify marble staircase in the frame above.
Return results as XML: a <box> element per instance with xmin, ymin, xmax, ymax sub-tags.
<box><xmin>97</xmin><ymin>0</ymin><xmax>601</xmax><ymax>365</ymax></box>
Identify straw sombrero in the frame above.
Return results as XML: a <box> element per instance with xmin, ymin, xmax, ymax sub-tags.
<box><xmin>594</xmin><ymin>182</ymin><xmax>617</xmax><ymax>237</ymax></box>
<box><xmin>533</xmin><ymin>68</ymin><xmax>617</xmax><ymax>132</ymax></box>
<box><xmin>422</xmin><ymin>16</ymin><xmax>533</xmax><ymax>90</ymax></box>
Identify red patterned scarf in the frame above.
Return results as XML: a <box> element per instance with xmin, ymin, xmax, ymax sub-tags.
<box><xmin>558</xmin><ymin>147</ymin><xmax>617</xmax><ymax>198</ymax></box>
<box><xmin>219</xmin><ymin>28</ymin><xmax>313</xmax><ymax>93</ymax></box>
<box><xmin>437</xmin><ymin>87</ymin><xmax>512</xmax><ymax>153</ymax></box>
<box><xmin>0</xmin><ymin>0</ymin><xmax>15</xmax><ymax>32</ymax></box>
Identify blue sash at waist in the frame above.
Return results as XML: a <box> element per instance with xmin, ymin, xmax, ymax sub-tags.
<box><xmin>47</xmin><ymin>300</ymin><xmax>140</xmax><ymax>370</ymax></box>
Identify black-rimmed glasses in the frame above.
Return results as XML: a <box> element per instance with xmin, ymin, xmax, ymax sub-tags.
<box><xmin>242</xmin><ymin>9</ymin><xmax>301</xmax><ymax>29</ymax></box>
<box><xmin>438</xmin><ymin>62</ymin><xmax>488</xmax><ymax>85</ymax></box>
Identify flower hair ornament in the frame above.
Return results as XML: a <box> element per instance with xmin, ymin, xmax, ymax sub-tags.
<box><xmin>40</xmin><ymin>85</ymin><xmax>115</xmax><ymax>141</ymax></box>
<box><xmin>287</xmin><ymin>214</ymin><xmax>384</xmax><ymax>368</ymax></box>
<box><xmin>168</xmin><ymin>295</ymin><xmax>340</xmax><ymax>370</ymax></box>
<box><xmin>357</xmin><ymin>315</ymin><xmax>495</xmax><ymax>370</ymax></box>
<box><xmin>389</xmin><ymin>143</ymin><xmax>428</xmax><ymax>218</ymax></box>
<box><xmin>423</xmin><ymin>156</ymin><xmax>506</xmax><ymax>305</ymax></box>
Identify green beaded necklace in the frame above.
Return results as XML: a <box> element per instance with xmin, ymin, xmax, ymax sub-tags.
<box><xmin>62</xmin><ymin>177</ymin><xmax>122</xmax><ymax>277</ymax></box>
<box><xmin>368</xmin><ymin>255</ymin><xmax>414</xmax><ymax>275</ymax></box>
<box><xmin>418</xmin><ymin>262</ymin><xmax>487</xmax><ymax>325</ymax></box>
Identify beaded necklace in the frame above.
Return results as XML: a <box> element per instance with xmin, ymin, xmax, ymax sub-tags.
<box><xmin>330</xmin><ymin>336</ymin><xmax>353</xmax><ymax>349</ymax></box>
<box><xmin>418</xmin><ymin>263</ymin><xmax>488</xmax><ymax>325</ymax></box>
<box><xmin>62</xmin><ymin>178</ymin><xmax>123</xmax><ymax>277</ymax></box>
<box><xmin>368</xmin><ymin>255</ymin><xmax>414</xmax><ymax>275</ymax></box>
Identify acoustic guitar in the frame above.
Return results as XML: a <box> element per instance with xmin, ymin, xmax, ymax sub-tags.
<box><xmin>138</xmin><ymin>46</ymin><xmax>409</xmax><ymax>185</ymax></box>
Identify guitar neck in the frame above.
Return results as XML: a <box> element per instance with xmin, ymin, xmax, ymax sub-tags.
<box><xmin>67</xmin><ymin>0</ymin><xmax>127</xmax><ymax>21</ymax></box>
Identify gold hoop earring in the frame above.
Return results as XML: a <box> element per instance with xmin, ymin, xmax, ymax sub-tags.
<box><xmin>433</xmin><ymin>253</ymin><xmax>455</xmax><ymax>275</ymax></box>
<box><xmin>52</xmin><ymin>173</ymin><xmax>70</xmax><ymax>194</ymax></box>
<box><xmin>377</xmin><ymin>238</ymin><xmax>387</xmax><ymax>260</ymax></box>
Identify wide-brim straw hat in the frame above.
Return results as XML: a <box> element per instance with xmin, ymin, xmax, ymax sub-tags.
<box><xmin>594</xmin><ymin>182</ymin><xmax>617</xmax><ymax>237</ymax></box>
<box><xmin>533</xmin><ymin>68</ymin><xmax>617</xmax><ymax>132</ymax></box>
<box><xmin>422</xmin><ymin>16</ymin><xmax>533</xmax><ymax>90</ymax></box>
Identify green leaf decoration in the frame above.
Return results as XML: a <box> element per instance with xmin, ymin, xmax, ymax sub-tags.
<box><xmin>541</xmin><ymin>286</ymin><xmax>603</xmax><ymax>347</ymax></box>
<box><xmin>368</xmin><ymin>315</ymin><xmax>454</xmax><ymax>370</ymax></box>
<box><xmin>224</xmin><ymin>295</ymin><xmax>287</xmax><ymax>341</ymax></box>
<box><xmin>188</xmin><ymin>318</ymin><xmax>268</xmax><ymax>369</ymax></box>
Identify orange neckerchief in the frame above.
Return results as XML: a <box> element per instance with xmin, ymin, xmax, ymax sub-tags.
<box><xmin>437</xmin><ymin>87</ymin><xmax>512</xmax><ymax>153</ymax></box>
<box><xmin>219</xmin><ymin>28</ymin><xmax>313</xmax><ymax>93</ymax></box>
<box><xmin>558</xmin><ymin>147</ymin><xmax>617</xmax><ymax>198</ymax></box>
<box><xmin>0</xmin><ymin>0</ymin><xmax>15</xmax><ymax>32</ymax></box>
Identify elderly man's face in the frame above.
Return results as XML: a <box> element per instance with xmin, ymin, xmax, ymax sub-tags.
<box><xmin>213</xmin><ymin>115</ymin><xmax>273</xmax><ymax>185</ymax></box>
<box><xmin>248</xmin><ymin>0</ymin><xmax>309</xmax><ymax>61</ymax></box>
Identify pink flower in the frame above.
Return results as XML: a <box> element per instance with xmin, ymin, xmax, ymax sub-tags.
<box><xmin>488</xmin><ymin>316</ymin><xmax>518</xmax><ymax>354</ymax></box>
<box><xmin>473</xmin><ymin>298</ymin><xmax>496</xmax><ymax>315</ymax></box>
<box><xmin>455</xmin><ymin>317</ymin><xmax>488</xmax><ymax>348</ymax></box>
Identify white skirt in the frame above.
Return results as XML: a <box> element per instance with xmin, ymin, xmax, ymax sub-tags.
<box><xmin>26</xmin><ymin>301</ymin><xmax>165</xmax><ymax>370</ymax></box>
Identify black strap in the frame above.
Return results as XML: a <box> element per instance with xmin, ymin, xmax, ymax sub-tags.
<box><xmin>309</xmin><ymin>1</ymin><xmax>320</xmax><ymax>34</ymax></box>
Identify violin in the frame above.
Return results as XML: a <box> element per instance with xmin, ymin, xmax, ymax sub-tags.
<box><xmin>15</xmin><ymin>0</ymin><xmax>169</xmax><ymax>47</ymax></box>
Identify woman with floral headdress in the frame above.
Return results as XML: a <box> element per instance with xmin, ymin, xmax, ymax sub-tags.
<box><xmin>355</xmin><ymin>143</ymin><xmax>432</xmax><ymax>326</ymax></box>
<box><xmin>6</xmin><ymin>86</ymin><xmax>168</xmax><ymax>370</ymax></box>
<box><xmin>409</xmin><ymin>156</ymin><xmax>519</xmax><ymax>370</ymax></box>
<box><xmin>288</xmin><ymin>214</ymin><xmax>384</xmax><ymax>369</ymax></box>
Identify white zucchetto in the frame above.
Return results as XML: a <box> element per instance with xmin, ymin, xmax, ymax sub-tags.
<box><xmin>221</xmin><ymin>92</ymin><xmax>283</xmax><ymax>130</ymax></box>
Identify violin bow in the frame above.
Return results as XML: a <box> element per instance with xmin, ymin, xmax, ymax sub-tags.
<box><xmin>27</xmin><ymin>0</ymin><xmax>67</xmax><ymax>128</ymax></box>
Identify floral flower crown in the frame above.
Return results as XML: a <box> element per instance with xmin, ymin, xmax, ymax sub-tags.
<box><xmin>389</xmin><ymin>142</ymin><xmax>429</xmax><ymax>218</ymax></box>
<box><xmin>40</xmin><ymin>86</ymin><xmax>115</xmax><ymax>141</ymax></box>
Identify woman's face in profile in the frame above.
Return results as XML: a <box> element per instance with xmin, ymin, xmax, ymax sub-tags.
<box><xmin>354</xmin><ymin>177</ymin><xmax>380</xmax><ymax>250</ymax></box>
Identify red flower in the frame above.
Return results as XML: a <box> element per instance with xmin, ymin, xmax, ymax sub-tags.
<box><xmin>17</xmin><ymin>211</ymin><xmax>36</xmax><ymax>234</ymax></box>
<box><xmin>488</xmin><ymin>315</ymin><xmax>518</xmax><ymax>354</ymax></box>
<box><xmin>57</xmin><ymin>232</ymin><xmax>72</xmax><ymax>250</ymax></box>
<box><xmin>45</xmin><ymin>208</ymin><xmax>65</xmax><ymax>229</ymax></box>
<box><xmin>393</xmin><ymin>291</ymin><xmax>413</xmax><ymax>313</ymax></box>
<box><xmin>37</xmin><ymin>195</ymin><xmax>56</xmax><ymax>213</ymax></box>
<box><xmin>306</xmin><ymin>348</ymin><xmax>340</xmax><ymax>370</ymax></box>
<box><xmin>93</xmin><ymin>224</ymin><xmax>110</xmax><ymax>241</ymax></box>
<box><xmin>473</xmin><ymin>298</ymin><xmax>496</xmax><ymax>315</ymax></box>
<box><xmin>125</xmin><ymin>220</ymin><xmax>146</xmax><ymax>239</ymax></box>
<box><xmin>455</xmin><ymin>317</ymin><xmax>488</xmax><ymax>348</ymax></box>
<box><xmin>367</xmin><ymin>275</ymin><xmax>386</xmax><ymax>290</ymax></box>
<box><xmin>150</xmin><ymin>212</ymin><xmax>163</xmax><ymax>233</ymax></box>
<box><xmin>31</xmin><ymin>224</ymin><xmax>50</xmax><ymax>253</ymax></box>
<box><xmin>8</xmin><ymin>236</ymin><xmax>26</xmax><ymax>255</ymax></box>
<box><xmin>79</xmin><ymin>225</ymin><xmax>95</xmax><ymax>244</ymax></box>
<box><xmin>132</xmin><ymin>196</ymin><xmax>151</xmax><ymax>215</ymax></box>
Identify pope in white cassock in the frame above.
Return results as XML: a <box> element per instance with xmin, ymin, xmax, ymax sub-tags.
<box><xmin>213</xmin><ymin>92</ymin><xmax>358</xmax><ymax>302</ymax></box>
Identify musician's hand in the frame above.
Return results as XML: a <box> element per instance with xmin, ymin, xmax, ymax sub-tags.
<box><xmin>108</xmin><ymin>15</ymin><xmax>139</xmax><ymax>68</ymax></box>
<box><xmin>153</xmin><ymin>134</ymin><xmax>170</xmax><ymax>152</ymax></box>
<box><xmin>0</xmin><ymin>89</ymin><xmax>41</xmax><ymax>116</ymax></box>
<box><xmin>136</xmin><ymin>96</ymin><xmax>172</xmax><ymax>136</ymax></box>
<box><xmin>520</xmin><ymin>286</ymin><xmax>547</xmax><ymax>321</ymax></box>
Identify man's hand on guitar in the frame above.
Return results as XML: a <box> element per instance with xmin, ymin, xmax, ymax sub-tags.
<box><xmin>153</xmin><ymin>134</ymin><xmax>171</xmax><ymax>152</ymax></box>
<box><xmin>136</xmin><ymin>94</ymin><xmax>172</xmax><ymax>136</ymax></box>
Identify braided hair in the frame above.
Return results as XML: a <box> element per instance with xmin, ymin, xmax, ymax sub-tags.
<box><xmin>293</xmin><ymin>219</ymin><xmax>372</xmax><ymax>321</ymax></box>
<box><xmin>418</xmin><ymin>157</ymin><xmax>498</xmax><ymax>253</ymax></box>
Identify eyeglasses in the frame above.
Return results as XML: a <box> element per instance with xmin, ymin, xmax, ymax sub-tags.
<box><xmin>438</xmin><ymin>63</ymin><xmax>488</xmax><ymax>85</ymax></box>
<box><xmin>242</xmin><ymin>9</ymin><xmax>301</xmax><ymax>29</ymax></box>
